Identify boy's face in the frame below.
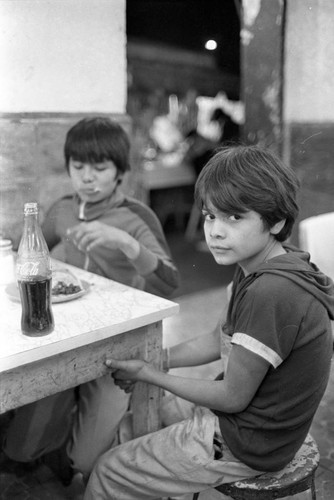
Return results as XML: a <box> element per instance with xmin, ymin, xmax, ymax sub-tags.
<box><xmin>69</xmin><ymin>159</ymin><xmax>120</xmax><ymax>203</ymax></box>
<box><xmin>203</xmin><ymin>201</ymin><xmax>278</xmax><ymax>275</ymax></box>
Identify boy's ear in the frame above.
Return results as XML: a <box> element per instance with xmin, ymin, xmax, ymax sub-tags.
<box><xmin>270</xmin><ymin>219</ymin><xmax>286</xmax><ymax>235</ymax></box>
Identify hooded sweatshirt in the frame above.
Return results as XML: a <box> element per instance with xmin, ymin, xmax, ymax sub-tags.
<box><xmin>215</xmin><ymin>245</ymin><xmax>334</xmax><ymax>472</ymax></box>
<box><xmin>41</xmin><ymin>189</ymin><xmax>179</xmax><ymax>297</ymax></box>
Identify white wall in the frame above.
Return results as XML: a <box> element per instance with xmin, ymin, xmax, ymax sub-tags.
<box><xmin>284</xmin><ymin>0</ymin><xmax>334</xmax><ymax>123</ymax></box>
<box><xmin>0</xmin><ymin>0</ymin><xmax>126</xmax><ymax>113</ymax></box>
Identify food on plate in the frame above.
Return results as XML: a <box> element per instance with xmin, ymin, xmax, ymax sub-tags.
<box><xmin>52</xmin><ymin>269</ymin><xmax>82</xmax><ymax>296</ymax></box>
<box><xmin>52</xmin><ymin>281</ymin><xmax>81</xmax><ymax>295</ymax></box>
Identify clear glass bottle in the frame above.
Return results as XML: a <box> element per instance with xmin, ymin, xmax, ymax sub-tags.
<box><xmin>0</xmin><ymin>238</ymin><xmax>16</xmax><ymax>286</ymax></box>
<box><xmin>16</xmin><ymin>202</ymin><xmax>54</xmax><ymax>336</ymax></box>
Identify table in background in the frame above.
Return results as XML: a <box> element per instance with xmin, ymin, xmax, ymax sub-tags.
<box><xmin>0</xmin><ymin>262</ymin><xmax>179</xmax><ymax>437</ymax></box>
<box><xmin>139</xmin><ymin>159</ymin><xmax>196</xmax><ymax>205</ymax></box>
<box><xmin>138</xmin><ymin>158</ymin><xmax>196</xmax><ymax>229</ymax></box>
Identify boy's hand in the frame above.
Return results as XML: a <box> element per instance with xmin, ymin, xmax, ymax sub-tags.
<box><xmin>67</xmin><ymin>221</ymin><xmax>140</xmax><ymax>258</ymax></box>
<box><xmin>105</xmin><ymin>358</ymin><xmax>150</xmax><ymax>391</ymax></box>
<box><xmin>67</xmin><ymin>221</ymin><xmax>125</xmax><ymax>251</ymax></box>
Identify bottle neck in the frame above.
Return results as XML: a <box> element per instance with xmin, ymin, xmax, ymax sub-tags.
<box><xmin>24</xmin><ymin>212</ymin><xmax>39</xmax><ymax>228</ymax></box>
<box><xmin>24</xmin><ymin>212</ymin><xmax>37</xmax><ymax>223</ymax></box>
<box><xmin>18</xmin><ymin>211</ymin><xmax>50</xmax><ymax>258</ymax></box>
<box><xmin>22</xmin><ymin>213</ymin><xmax>43</xmax><ymax>249</ymax></box>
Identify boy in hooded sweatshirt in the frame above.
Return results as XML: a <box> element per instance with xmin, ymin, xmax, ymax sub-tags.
<box><xmin>3</xmin><ymin>117</ymin><xmax>179</xmax><ymax>479</ymax></box>
<box><xmin>84</xmin><ymin>145</ymin><xmax>334</xmax><ymax>500</ymax></box>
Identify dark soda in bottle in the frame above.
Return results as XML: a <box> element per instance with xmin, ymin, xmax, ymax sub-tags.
<box><xmin>16</xmin><ymin>202</ymin><xmax>54</xmax><ymax>336</ymax></box>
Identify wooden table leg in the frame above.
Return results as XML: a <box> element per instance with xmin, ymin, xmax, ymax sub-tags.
<box><xmin>131</xmin><ymin>321</ymin><xmax>163</xmax><ymax>437</ymax></box>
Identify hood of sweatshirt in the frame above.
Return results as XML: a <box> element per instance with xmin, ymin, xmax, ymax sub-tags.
<box><xmin>228</xmin><ymin>245</ymin><xmax>334</xmax><ymax>328</ymax></box>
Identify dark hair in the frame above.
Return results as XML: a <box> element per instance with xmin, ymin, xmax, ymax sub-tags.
<box><xmin>194</xmin><ymin>145</ymin><xmax>300</xmax><ymax>242</ymax></box>
<box><xmin>64</xmin><ymin>117</ymin><xmax>130</xmax><ymax>174</ymax></box>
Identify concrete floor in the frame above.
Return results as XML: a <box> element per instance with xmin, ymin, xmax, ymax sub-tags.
<box><xmin>1</xmin><ymin>241</ymin><xmax>333</xmax><ymax>499</ymax></box>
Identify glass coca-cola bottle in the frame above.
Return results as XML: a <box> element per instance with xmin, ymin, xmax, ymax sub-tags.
<box><xmin>16</xmin><ymin>202</ymin><xmax>54</xmax><ymax>336</ymax></box>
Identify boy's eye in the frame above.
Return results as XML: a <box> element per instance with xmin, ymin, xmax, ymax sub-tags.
<box><xmin>71</xmin><ymin>161</ymin><xmax>107</xmax><ymax>172</ymax></box>
<box><xmin>202</xmin><ymin>211</ymin><xmax>215</xmax><ymax>221</ymax></box>
<box><xmin>228</xmin><ymin>214</ymin><xmax>242</xmax><ymax>221</ymax></box>
<box><xmin>72</xmin><ymin>162</ymin><xmax>83</xmax><ymax>170</ymax></box>
<box><xmin>202</xmin><ymin>211</ymin><xmax>242</xmax><ymax>222</ymax></box>
<box><xmin>94</xmin><ymin>164</ymin><xmax>107</xmax><ymax>172</ymax></box>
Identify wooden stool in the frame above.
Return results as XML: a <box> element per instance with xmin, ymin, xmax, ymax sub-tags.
<box><xmin>192</xmin><ymin>433</ymin><xmax>319</xmax><ymax>499</ymax></box>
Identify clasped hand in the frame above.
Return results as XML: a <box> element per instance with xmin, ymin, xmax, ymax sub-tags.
<box><xmin>67</xmin><ymin>221</ymin><xmax>127</xmax><ymax>253</ymax></box>
<box><xmin>105</xmin><ymin>358</ymin><xmax>148</xmax><ymax>393</ymax></box>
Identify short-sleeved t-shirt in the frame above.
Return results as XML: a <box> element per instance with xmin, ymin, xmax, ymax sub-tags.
<box><xmin>216</xmin><ymin>251</ymin><xmax>333</xmax><ymax>472</ymax></box>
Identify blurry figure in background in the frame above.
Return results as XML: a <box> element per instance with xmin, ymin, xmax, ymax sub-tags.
<box><xmin>149</xmin><ymin>114</ymin><xmax>184</xmax><ymax>155</ymax></box>
<box><xmin>210</xmin><ymin>107</ymin><xmax>240</xmax><ymax>145</ymax></box>
<box><xmin>185</xmin><ymin>131</ymin><xmax>217</xmax><ymax>177</ymax></box>
<box><xmin>3</xmin><ymin>117</ymin><xmax>179</xmax><ymax>482</ymax></box>
<box><xmin>127</xmin><ymin>87</ymin><xmax>169</xmax><ymax>174</ymax></box>
<box><xmin>186</xmin><ymin>102</ymin><xmax>240</xmax><ymax>177</ymax></box>
<box><xmin>178</xmin><ymin>88</ymin><xmax>199</xmax><ymax>138</ymax></box>
<box><xmin>148</xmin><ymin>89</ymin><xmax>198</xmax><ymax>159</ymax></box>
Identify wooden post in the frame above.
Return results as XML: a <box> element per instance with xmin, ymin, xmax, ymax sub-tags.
<box><xmin>241</xmin><ymin>0</ymin><xmax>285</xmax><ymax>155</ymax></box>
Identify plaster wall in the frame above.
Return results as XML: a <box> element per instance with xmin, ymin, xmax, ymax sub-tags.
<box><xmin>284</xmin><ymin>0</ymin><xmax>334</xmax><ymax>123</ymax></box>
<box><xmin>0</xmin><ymin>0</ymin><xmax>126</xmax><ymax>113</ymax></box>
<box><xmin>284</xmin><ymin>0</ymin><xmax>334</xmax><ymax>237</ymax></box>
<box><xmin>241</xmin><ymin>0</ymin><xmax>284</xmax><ymax>151</ymax></box>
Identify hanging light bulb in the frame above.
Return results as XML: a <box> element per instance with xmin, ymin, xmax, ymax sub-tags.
<box><xmin>205</xmin><ymin>39</ymin><xmax>217</xmax><ymax>51</ymax></box>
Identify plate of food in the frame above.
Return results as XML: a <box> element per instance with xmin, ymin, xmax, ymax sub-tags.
<box><xmin>6</xmin><ymin>268</ymin><xmax>90</xmax><ymax>304</ymax></box>
<box><xmin>51</xmin><ymin>268</ymin><xmax>90</xmax><ymax>303</ymax></box>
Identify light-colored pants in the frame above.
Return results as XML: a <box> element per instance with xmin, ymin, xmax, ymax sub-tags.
<box><xmin>4</xmin><ymin>375</ymin><xmax>130</xmax><ymax>476</ymax></box>
<box><xmin>84</xmin><ymin>406</ymin><xmax>262</xmax><ymax>500</ymax></box>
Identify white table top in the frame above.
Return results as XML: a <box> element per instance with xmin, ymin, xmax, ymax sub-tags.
<box><xmin>0</xmin><ymin>262</ymin><xmax>179</xmax><ymax>372</ymax></box>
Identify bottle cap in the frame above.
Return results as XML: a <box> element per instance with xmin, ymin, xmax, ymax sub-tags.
<box><xmin>24</xmin><ymin>202</ymin><xmax>39</xmax><ymax>215</ymax></box>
